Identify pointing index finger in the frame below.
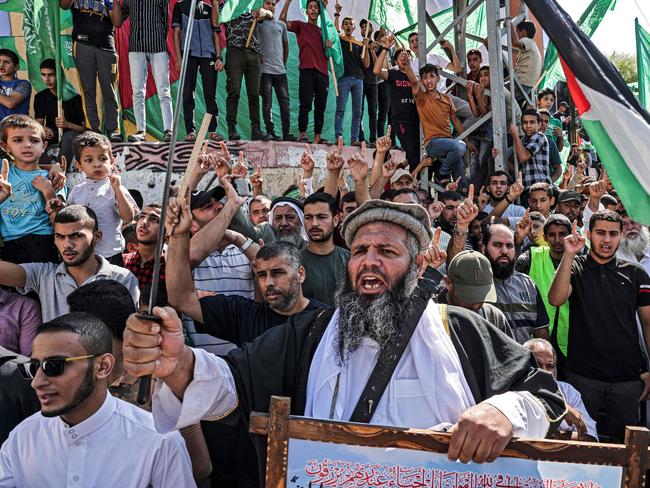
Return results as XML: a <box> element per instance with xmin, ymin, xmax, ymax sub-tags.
<box><xmin>305</xmin><ymin>143</ymin><xmax>311</xmax><ymax>155</ymax></box>
<box><xmin>386</xmin><ymin>125</ymin><xmax>391</xmax><ymax>138</ymax></box>
<box><xmin>1</xmin><ymin>159</ymin><xmax>8</xmax><ymax>180</ymax></box>
<box><xmin>467</xmin><ymin>184</ymin><xmax>474</xmax><ymax>201</ymax></box>
<box><xmin>433</xmin><ymin>226</ymin><xmax>441</xmax><ymax>245</ymax></box>
<box><xmin>517</xmin><ymin>171</ymin><xmax>523</xmax><ymax>185</ymax></box>
<box><xmin>338</xmin><ymin>135</ymin><xmax>344</xmax><ymax>153</ymax></box>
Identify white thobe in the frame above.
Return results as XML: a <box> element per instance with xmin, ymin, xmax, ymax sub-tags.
<box><xmin>153</xmin><ymin>306</ymin><xmax>551</xmax><ymax>439</ymax></box>
<box><xmin>0</xmin><ymin>393</ymin><xmax>195</xmax><ymax>488</ymax></box>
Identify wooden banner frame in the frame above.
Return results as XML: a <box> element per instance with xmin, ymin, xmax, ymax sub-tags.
<box><xmin>250</xmin><ymin>396</ymin><xmax>650</xmax><ymax>488</ymax></box>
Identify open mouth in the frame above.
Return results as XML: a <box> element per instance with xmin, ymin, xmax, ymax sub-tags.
<box><xmin>358</xmin><ymin>274</ymin><xmax>387</xmax><ymax>293</ymax></box>
<box><xmin>38</xmin><ymin>392</ymin><xmax>58</xmax><ymax>405</ymax></box>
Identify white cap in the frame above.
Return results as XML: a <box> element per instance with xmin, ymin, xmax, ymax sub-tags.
<box><xmin>390</xmin><ymin>168</ymin><xmax>414</xmax><ymax>184</ymax></box>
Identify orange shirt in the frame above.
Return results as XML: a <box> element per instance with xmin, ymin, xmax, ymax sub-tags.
<box><xmin>414</xmin><ymin>89</ymin><xmax>456</xmax><ymax>144</ymax></box>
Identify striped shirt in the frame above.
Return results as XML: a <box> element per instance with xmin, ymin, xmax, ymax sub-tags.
<box><xmin>122</xmin><ymin>0</ymin><xmax>169</xmax><ymax>53</ymax></box>
<box><xmin>492</xmin><ymin>271</ymin><xmax>549</xmax><ymax>345</ymax></box>
<box><xmin>192</xmin><ymin>245</ymin><xmax>254</xmax><ymax>298</ymax></box>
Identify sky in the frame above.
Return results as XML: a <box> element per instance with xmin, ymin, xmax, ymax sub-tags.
<box><xmin>559</xmin><ymin>0</ymin><xmax>650</xmax><ymax>56</ymax></box>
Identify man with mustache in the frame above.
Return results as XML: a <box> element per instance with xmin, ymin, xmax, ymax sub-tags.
<box><xmin>550</xmin><ymin>210</ymin><xmax>650</xmax><ymax>442</ymax></box>
<box><xmin>0</xmin><ymin>204</ymin><xmax>139</xmax><ymax>322</ymax></box>
<box><xmin>125</xmin><ymin>199</ymin><xmax>565</xmax><ymax>485</ymax></box>
<box><xmin>618</xmin><ymin>214</ymin><xmax>650</xmax><ymax>275</ymax></box>
<box><xmin>481</xmin><ymin>223</ymin><xmax>549</xmax><ymax>344</ymax></box>
<box><xmin>301</xmin><ymin>192</ymin><xmax>350</xmax><ymax>306</ymax></box>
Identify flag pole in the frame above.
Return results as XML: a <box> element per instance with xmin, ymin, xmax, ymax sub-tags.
<box><xmin>246</xmin><ymin>18</ymin><xmax>258</xmax><ymax>48</ymax></box>
<box><xmin>53</xmin><ymin>0</ymin><xmax>63</xmax><ymax>143</ymax></box>
<box><xmin>136</xmin><ymin>0</ymin><xmax>200</xmax><ymax>405</ymax></box>
<box><xmin>329</xmin><ymin>57</ymin><xmax>339</xmax><ymax>96</ymax></box>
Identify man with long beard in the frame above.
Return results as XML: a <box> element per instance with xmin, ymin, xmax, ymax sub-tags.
<box><xmin>301</xmin><ymin>192</ymin><xmax>350</xmax><ymax>306</ymax></box>
<box><xmin>124</xmin><ymin>199</ymin><xmax>566</xmax><ymax>485</ymax></box>
<box><xmin>481</xmin><ymin>223</ymin><xmax>549</xmax><ymax>344</ymax></box>
<box><xmin>618</xmin><ymin>215</ymin><xmax>650</xmax><ymax>275</ymax></box>
<box><xmin>0</xmin><ymin>313</ymin><xmax>194</xmax><ymax>486</ymax></box>
<box><xmin>549</xmin><ymin>210</ymin><xmax>650</xmax><ymax>442</ymax></box>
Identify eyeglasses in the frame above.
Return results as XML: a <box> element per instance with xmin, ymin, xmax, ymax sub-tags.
<box><xmin>18</xmin><ymin>355</ymin><xmax>96</xmax><ymax>380</ymax></box>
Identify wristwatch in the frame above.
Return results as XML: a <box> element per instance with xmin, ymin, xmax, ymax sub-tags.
<box><xmin>452</xmin><ymin>226</ymin><xmax>468</xmax><ymax>236</ymax></box>
<box><xmin>240</xmin><ymin>237</ymin><xmax>254</xmax><ymax>252</ymax></box>
<box><xmin>216</xmin><ymin>55</ymin><xmax>223</xmax><ymax>61</ymax></box>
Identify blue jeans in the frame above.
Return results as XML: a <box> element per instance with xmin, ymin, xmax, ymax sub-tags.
<box><xmin>426</xmin><ymin>137</ymin><xmax>467</xmax><ymax>186</ymax></box>
<box><xmin>129</xmin><ymin>51</ymin><xmax>173</xmax><ymax>132</ymax></box>
<box><xmin>335</xmin><ymin>76</ymin><xmax>363</xmax><ymax>142</ymax></box>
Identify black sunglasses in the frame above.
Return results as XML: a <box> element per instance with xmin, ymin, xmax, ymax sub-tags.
<box><xmin>18</xmin><ymin>355</ymin><xmax>96</xmax><ymax>380</ymax></box>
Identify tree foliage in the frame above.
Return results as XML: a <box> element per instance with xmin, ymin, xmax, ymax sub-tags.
<box><xmin>609</xmin><ymin>51</ymin><xmax>638</xmax><ymax>83</ymax></box>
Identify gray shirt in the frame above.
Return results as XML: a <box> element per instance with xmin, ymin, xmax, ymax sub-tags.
<box><xmin>18</xmin><ymin>256</ymin><xmax>140</xmax><ymax>322</ymax></box>
<box><xmin>300</xmin><ymin>246</ymin><xmax>350</xmax><ymax>306</ymax></box>
<box><xmin>258</xmin><ymin>19</ymin><xmax>287</xmax><ymax>75</ymax></box>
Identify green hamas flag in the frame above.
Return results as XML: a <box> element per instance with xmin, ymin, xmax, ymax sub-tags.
<box><xmin>636</xmin><ymin>18</ymin><xmax>650</xmax><ymax>110</ymax></box>
<box><xmin>23</xmin><ymin>0</ymin><xmax>77</xmax><ymax>101</ymax></box>
<box><xmin>0</xmin><ymin>0</ymin><xmax>24</xmax><ymax>12</ymax></box>
<box><xmin>219</xmin><ymin>0</ymin><xmax>263</xmax><ymax>24</ymax></box>
<box><xmin>540</xmin><ymin>0</ymin><xmax>615</xmax><ymax>89</ymax></box>
<box><xmin>297</xmin><ymin>0</ymin><xmax>342</xmax><ymax>78</ymax></box>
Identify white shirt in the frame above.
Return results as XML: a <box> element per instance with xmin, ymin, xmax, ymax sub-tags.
<box><xmin>0</xmin><ymin>393</ymin><xmax>195</xmax><ymax>488</ymax></box>
<box><xmin>558</xmin><ymin>381</ymin><xmax>598</xmax><ymax>440</ymax></box>
<box><xmin>193</xmin><ymin>245</ymin><xmax>254</xmax><ymax>299</ymax></box>
<box><xmin>67</xmin><ymin>178</ymin><xmax>137</xmax><ymax>258</ymax></box>
<box><xmin>152</xmin><ymin>306</ymin><xmax>550</xmax><ymax>439</ymax></box>
<box><xmin>483</xmin><ymin>202</ymin><xmax>527</xmax><ymax>229</ymax></box>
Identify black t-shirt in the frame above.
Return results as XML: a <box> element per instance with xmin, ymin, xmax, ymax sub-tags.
<box><xmin>340</xmin><ymin>36</ymin><xmax>364</xmax><ymax>79</ymax></box>
<box><xmin>198</xmin><ymin>294</ymin><xmax>328</xmax><ymax>346</ymax></box>
<box><xmin>71</xmin><ymin>1</ymin><xmax>116</xmax><ymax>51</ymax></box>
<box><xmin>567</xmin><ymin>255</ymin><xmax>650</xmax><ymax>381</ymax></box>
<box><xmin>386</xmin><ymin>68</ymin><xmax>418</xmax><ymax>125</ymax></box>
<box><xmin>33</xmin><ymin>90</ymin><xmax>85</xmax><ymax>144</ymax></box>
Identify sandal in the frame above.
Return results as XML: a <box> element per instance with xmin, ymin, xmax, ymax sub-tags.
<box><xmin>208</xmin><ymin>132</ymin><xmax>224</xmax><ymax>142</ymax></box>
<box><xmin>185</xmin><ymin>131</ymin><xmax>196</xmax><ymax>141</ymax></box>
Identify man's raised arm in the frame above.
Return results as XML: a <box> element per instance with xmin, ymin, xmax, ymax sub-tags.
<box><xmin>0</xmin><ymin>261</ymin><xmax>27</xmax><ymax>289</ymax></box>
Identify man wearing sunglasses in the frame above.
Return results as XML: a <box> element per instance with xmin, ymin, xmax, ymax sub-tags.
<box><xmin>0</xmin><ymin>312</ymin><xmax>194</xmax><ymax>486</ymax></box>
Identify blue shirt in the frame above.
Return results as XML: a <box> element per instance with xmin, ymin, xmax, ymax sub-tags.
<box><xmin>0</xmin><ymin>165</ymin><xmax>54</xmax><ymax>241</ymax></box>
<box><xmin>0</xmin><ymin>78</ymin><xmax>31</xmax><ymax>120</ymax></box>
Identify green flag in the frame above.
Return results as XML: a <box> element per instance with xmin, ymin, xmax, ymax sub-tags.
<box><xmin>540</xmin><ymin>0</ymin><xmax>616</xmax><ymax>89</ymax></box>
<box><xmin>219</xmin><ymin>0</ymin><xmax>263</xmax><ymax>24</ymax></box>
<box><xmin>368</xmin><ymin>0</ymin><xmax>417</xmax><ymax>36</ymax></box>
<box><xmin>636</xmin><ymin>18</ymin><xmax>650</xmax><ymax>110</ymax></box>
<box><xmin>0</xmin><ymin>0</ymin><xmax>25</xmax><ymax>12</ymax></box>
<box><xmin>318</xmin><ymin>0</ymin><xmax>343</xmax><ymax>78</ymax></box>
<box><xmin>23</xmin><ymin>0</ymin><xmax>76</xmax><ymax>100</ymax></box>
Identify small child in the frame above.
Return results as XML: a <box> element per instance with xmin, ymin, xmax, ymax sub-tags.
<box><xmin>67</xmin><ymin>132</ymin><xmax>136</xmax><ymax>266</ymax></box>
<box><xmin>0</xmin><ymin>114</ymin><xmax>62</xmax><ymax>264</ymax></box>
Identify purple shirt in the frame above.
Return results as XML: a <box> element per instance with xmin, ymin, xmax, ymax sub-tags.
<box><xmin>0</xmin><ymin>288</ymin><xmax>42</xmax><ymax>356</ymax></box>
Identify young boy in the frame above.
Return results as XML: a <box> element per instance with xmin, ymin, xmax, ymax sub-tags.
<box><xmin>0</xmin><ymin>115</ymin><xmax>61</xmax><ymax>264</ymax></box>
<box><xmin>34</xmin><ymin>59</ymin><xmax>86</xmax><ymax>166</ymax></box>
<box><xmin>66</xmin><ymin>132</ymin><xmax>136</xmax><ymax>266</ymax></box>
<box><xmin>0</xmin><ymin>49</ymin><xmax>31</xmax><ymax>120</ymax></box>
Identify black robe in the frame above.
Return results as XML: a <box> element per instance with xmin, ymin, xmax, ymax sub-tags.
<box><xmin>219</xmin><ymin>303</ymin><xmax>566</xmax><ymax>485</ymax></box>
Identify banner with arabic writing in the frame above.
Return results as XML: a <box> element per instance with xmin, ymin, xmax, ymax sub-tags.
<box><xmin>286</xmin><ymin>438</ymin><xmax>622</xmax><ymax>488</ymax></box>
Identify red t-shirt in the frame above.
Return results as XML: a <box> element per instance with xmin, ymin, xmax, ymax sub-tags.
<box><xmin>288</xmin><ymin>20</ymin><xmax>328</xmax><ymax>76</ymax></box>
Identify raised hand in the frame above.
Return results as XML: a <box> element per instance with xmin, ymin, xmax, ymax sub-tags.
<box><xmin>423</xmin><ymin>227</ymin><xmax>447</xmax><ymax>270</ymax></box>
<box><xmin>456</xmin><ymin>184</ymin><xmax>479</xmax><ymax>230</ymax></box>
<box><xmin>381</xmin><ymin>159</ymin><xmax>398</xmax><ymax>179</ymax></box>
<box><xmin>335</xmin><ymin>1</ymin><xmax>342</xmax><ymax>14</ymax></box>
<box><xmin>108</xmin><ymin>167</ymin><xmax>122</xmax><ymax>191</ymax></box>
<box><xmin>220</xmin><ymin>174</ymin><xmax>247</xmax><ymax>208</ymax></box>
<box><xmin>250</xmin><ymin>164</ymin><xmax>263</xmax><ymax>189</ymax></box>
<box><xmin>45</xmin><ymin>197</ymin><xmax>65</xmax><ymax>215</ymax></box>
<box><xmin>299</xmin><ymin>144</ymin><xmax>315</xmax><ymax>178</ymax></box>
<box><xmin>326</xmin><ymin>136</ymin><xmax>345</xmax><ymax>172</ymax></box>
<box><xmin>588</xmin><ymin>177</ymin><xmax>607</xmax><ymax>200</ymax></box>
<box><xmin>507</xmin><ymin>171</ymin><xmax>524</xmax><ymax>202</ymax></box>
<box><xmin>215</xmin><ymin>141</ymin><xmax>232</xmax><ymax>178</ymax></box>
<box><xmin>563</xmin><ymin>220</ymin><xmax>585</xmax><ymax>256</ymax></box>
<box><xmin>477</xmin><ymin>185</ymin><xmax>490</xmax><ymax>211</ymax></box>
<box><xmin>166</xmin><ymin>195</ymin><xmax>193</xmax><ymax>236</ymax></box>
<box><xmin>445</xmin><ymin>176</ymin><xmax>461</xmax><ymax>192</ymax></box>
<box><xmin>0</xmin><ymin>159</ymin><xmax>12</xmax><ymax>204</ymax></box>
<box><xmin>232</xmin><ymin>151</ymin><xmax>248</xmax><ymax>178</ymax></box>
<box><xmin>515</xmin><ymin>208</ymin><xmax>531</xmax><ymax>244</ymax></box>
<box><xmin>427</xmin><ymin>200</ymin><xmax>444</xmax><ymax>222</ymax></box>
<box><xmin>507</xmin><ymin>123</ymin><xmax>519</xmax><ymax>138</ymax></box>
<box><xmin>375</xmin><ymin>125</ymin><xmax>392</xmax><ymax>154</ymax></box>
<box><xmin>347</xmin><ymin>152</ymin><xmax>368</xmax><ymax>183</ymax></box>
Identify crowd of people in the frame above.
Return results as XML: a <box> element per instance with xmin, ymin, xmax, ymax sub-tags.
<box><xmin>1</xmin><ymin>0</ymin><xmax>650</xmax><ymax>487</ymax></box>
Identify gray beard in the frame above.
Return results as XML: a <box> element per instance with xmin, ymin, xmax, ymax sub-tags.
<box><xmin>276</xmin><ymin>230</ymin><xmax>304</xmax><ymax>248</ymax></box>
<box><xmin>334</xmin><ymin>262</ymin><xmax>419</xmax><ymax>365</ymax></box>
<box><xmin>620</xmin><ymin>227</ymin><xmax>650</xmax><ymax>259</ymax></box>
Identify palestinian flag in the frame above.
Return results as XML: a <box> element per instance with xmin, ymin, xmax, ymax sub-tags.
<box><xmin>525</xmin><ymin>0</ymin><xmax>650</xmax><ymax>225</ymax></box>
